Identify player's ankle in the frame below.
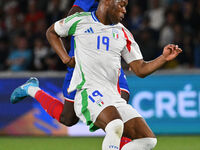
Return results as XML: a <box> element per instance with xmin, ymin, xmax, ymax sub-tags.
<box><xmin>28</xmin><ymin>86</ymin><xmax>41</xmax><ymax>97</ymax></box>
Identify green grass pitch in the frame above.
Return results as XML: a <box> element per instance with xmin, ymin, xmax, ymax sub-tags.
<box><xmin>0</xmin><ymin>136</ymin><xmax>200</xmax><ymax>150</ymax></box>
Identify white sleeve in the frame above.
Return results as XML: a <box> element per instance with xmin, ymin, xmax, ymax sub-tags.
<box><xmin>54</xmin><ymin>12</ymin><xmax>81</xmax><ymax>37</ymax></box>
<box><xmin>121</xmin><ymin>28</ymin><xmax>143</xmax><ymax>64</ymax></box>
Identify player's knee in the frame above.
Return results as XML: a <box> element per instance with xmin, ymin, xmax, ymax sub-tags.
<box><xmin>60</xmin><ymin>113</ymin><xmax>79</xmax><ymax>127</ymax></box>
<box><xmin>143</xmin><ymin>138</ymin><xmax>157</xmax><ymax>149</ymax></box>
<box><xmin>105</xmin><ymin>119</ymin><xmax>124</xmax><ymax>138</ymax></box>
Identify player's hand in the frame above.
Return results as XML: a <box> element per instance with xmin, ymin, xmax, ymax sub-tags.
<box><xmin>66</xmin><ymin>56</ymin><xmax>75</xmax><ymax>68</ymax></box>
<box><xmin>162</xmin><ymin>44</ymin><xmax>182</xmax><ymax>61</ymax></box>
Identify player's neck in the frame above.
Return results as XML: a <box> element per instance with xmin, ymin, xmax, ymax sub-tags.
<box><xmin>96</xmin><ymin>6</ymin><xmax>111</xmax><ymax>25</ymax></box>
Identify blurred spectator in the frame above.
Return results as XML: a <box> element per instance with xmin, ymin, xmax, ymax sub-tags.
<box><xmin>194</xmin><ymin>32</ymin><xmax>200</xmax><ymax>68</ymax></box>
<box><xmin>23</xmin><ymin>22</ymin><xmax>35</xmax><ymax>49</ymax></box>
<box><xmin>37</xmin><ymin>0</ymin><xmax>49</xmax><ymax>11</ymax></box>
<box><xmin>157</xmin><ymin>9</ymin><xmax>180</xmax><ymax>69</ymax></box>
<box><xmin>173</xmin><ymin>23</ymin><xmax>183</xmax><ymax>47</ymax></box>
<box><xmin>127</xmin><ymin>4</ymin><xmax>143</xmax><ymax>35</ymax></box>
<box><xmin>193</xmin><ymin>0</ymin><xmax>200</xmax><ymax>32</ymax></box>
<box><xmin>3</xmin><ymin>1</ymin><xmax>24</xmax><ymax>40</ymax></box>
<box><xmin>182</xmin><ymin>0</ymin><xmax>196</xmax><ymax>33</ymax></box>
<box><xmin>24</xmin><ymin>0</ymin><xmax>45</xmax><ymax>32</ymax></box>
<box><xmin>0</xmin><ymin>18</ymin><xmax>5</xmax><ymax>38</ymax></box>
<box><xmin>6</xmin><ymin>15</ymin><xmax>23</xmax><ymax>42</ymax></box>
<box><xmin>138</xmin><ymin>16</ymin><xmax>158</xmax><ymax>61</ymax></box>
<box><xmin>173</xmin><ymin>23</ymin><xmax>184</xmax><ymax>64</ymax></box>
<box><xmin>44</xmin><ymin>52</ymin><xmax>65</xmax><ymax>70</ymax></box>
<box><xmin>47</xmin><ymin>0</ymin><xmax>70</xmax><ymax>13</ymax></box>
<box><xmin>6</xmin><ymin>36</ymin><xmax>32</xmax><ymax>71</ymax></box>
<box><xmin>138</xmin><ymin>29</ymin><xmax>158</xmax><ymax>61</ymax></box>
<box><xmin>3</xmin><ymin>1</ymin><xmax>20</xmax><ymax>32</ymax></box>
<box><xmin>169</xmin><ymin>1</ymin><xmax>182</xmax><ymax>24</ymax></box>
<box><xmin>33</xmin><ymin>38</ymin><xmax>49</xmax><ymax>70</ymax></box>
<box><xmin>147</xmin><ymin>0</ymin><xmax>165</xmax><ymax>31</ymax></box>
<box><xmin>158</xmin><ymin>11</ymin><xmax>176</xmax><ymax>48</ymax></box>
<box><xmin>182</xmin><ymin>32</ymin><xmax>194</xmax><ymax>67</ymax></box>
<box><xmin>0</xmin><ymin>3</ymin><xmax>5</xmax><ymax>37</ymax></box>
<box><xmin>0</xmin><ymin>36</ymin><xmax>9</xmax><ymax>70</ymax></box>
<box><xmin>47</xmin><ymin>0</ymin><xmax>64</xmax><ymax>25</ymax></box>
<box><xmin>34</xmin><ymin>18</ymin><xmax>48</xmax><ymax>40</ymax></box>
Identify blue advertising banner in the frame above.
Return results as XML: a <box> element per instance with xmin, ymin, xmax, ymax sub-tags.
<box><xmin>0</xmin><ymin>74</ymin><xmax>200</xmax><ymax>135</ymax></box>
<box><xmin>127</xmin><ymin>74</ymin><xmax>200</xmax><ymax>134</ymax></box>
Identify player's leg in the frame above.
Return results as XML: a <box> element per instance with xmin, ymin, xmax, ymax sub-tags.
<box><xmin>59</xmin><ymin>100</ymin><xmax>79</xmax><ymax>126</ymax></box>
<box><xmin>123</xmin><ymin>118</ymin><xmax>155</xmax><ymax>139</ymax></box>
<box><xmin>10</xmin><ymin>77</ymin><xmax>64</xmax><ymax>122</ymax></box>
<box><xmin>11</xmin><ymin>77</ymin><xmax>79</xmax><ymax>127</ymax></box>
<box><xmin>94</xmin><ymin>106</ymin><xmax>124</xmax><ymax>150</ymax></box>
<box><xmin>74</xmin><ymin>89</ymin><xmax>124</xmax><ymax>150</ymax></box>
<box><xmin>121</xmin><ymin>118</ymin><xmax>157</xmax><ymax>150</ymax></box>
<box><xmin>117</xmin><ymin>104</ymin><xmax>157</xmax><ymax>150</ymax></box>
<box><xmin>60</xmin><ymin>80</ymin><xmax>79</xmax><ymax>126</ymax></box>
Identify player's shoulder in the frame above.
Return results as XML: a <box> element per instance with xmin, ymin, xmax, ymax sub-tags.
<box><xmin>118</xmin><ymin>23</ymin><xmax>134</xmax><ymax>40</ymax></box>
<box><xmin>76</xmin><ymin>12</ymin><xmax>91</xmax><ymax>17</ymax></box>
<box><xmin>117</xmin><ymin>23</ymin><xmax>125</xmax><ymax>28</ymax></box>
<box><xmin>64</xmin><ymin>12</ymin><xmax>91</xmax><ymax>23</ymax></box>
<box><xmin>69</xmin><ymin>12</ymin><xmax>91</xmax><ymax>19</ymax></box>
<box><xmin>117</xmin><ymin>23</ymin><xmax>131</xmax><ymax>34</ymax></box>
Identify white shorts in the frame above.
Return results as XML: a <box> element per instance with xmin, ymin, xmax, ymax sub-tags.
<box><xmin>74</xmin><ymin>88</ymin><xmax>142</xmax><ymax>132</ymax></box>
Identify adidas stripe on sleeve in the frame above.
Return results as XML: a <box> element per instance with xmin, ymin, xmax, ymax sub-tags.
<box><xmin>54</xmin><ymin>12</ymin><xmax>83</xmax><ymax>37</ymax></box>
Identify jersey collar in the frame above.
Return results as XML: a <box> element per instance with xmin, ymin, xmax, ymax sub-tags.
<box><xmin>91</xmin><ymin>11</ymin><xmax>100</xmax><ymax>23</ymax></box>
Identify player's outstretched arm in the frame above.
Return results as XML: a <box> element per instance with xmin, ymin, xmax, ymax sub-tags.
<box><xmin>129</xmin><ymin>44</ymin><xmax>182</xmax><ymax>78</ymax></box>
<box><xmin>46</xmin><ymin>24</ymin><xmax>75</xmax><ymax>67</ymax></box>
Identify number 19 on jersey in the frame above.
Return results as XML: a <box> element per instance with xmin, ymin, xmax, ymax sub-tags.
<box><xmin>97</xmin><ymin>36</ymin><xmax>110</xmax><ymax>51</ymax></box>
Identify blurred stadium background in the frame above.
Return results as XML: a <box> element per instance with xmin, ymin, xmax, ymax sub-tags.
<box><xmin>0</xmin><ymin>0</ymin><xmax>200</xmax><ymax>149</ymax></box>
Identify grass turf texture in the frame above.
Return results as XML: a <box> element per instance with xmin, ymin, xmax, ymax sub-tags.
<box><xmin>0</xmin><ymin>136</ymin><xmax>200</xmax><ymax>150</ymax></box>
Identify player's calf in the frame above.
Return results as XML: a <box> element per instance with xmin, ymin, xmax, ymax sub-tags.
<box><xmin>121</xmin><ymin>116</ymin><xmax>156</xmax><ymax>149</ymax></box>
<box><xmin>121</xmin><ymin>137</ymin><xmax>157</xmax><ymax>150</ymax></box>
